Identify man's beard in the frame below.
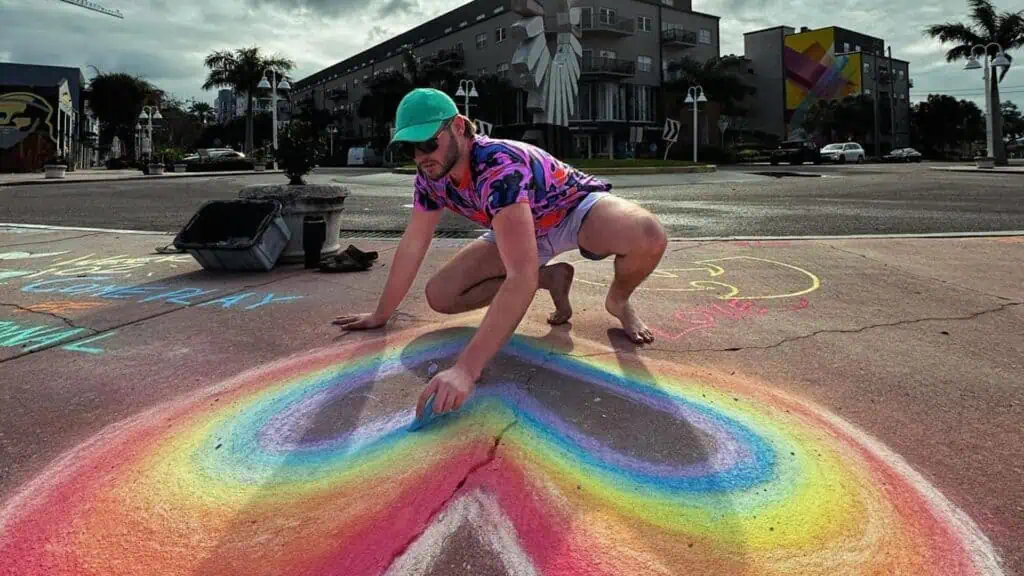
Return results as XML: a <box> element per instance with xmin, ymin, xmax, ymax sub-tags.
<box><xmin>425</xmin><ymin>138</ymin><xmax>459</xmax><ymax>181</ymax></box>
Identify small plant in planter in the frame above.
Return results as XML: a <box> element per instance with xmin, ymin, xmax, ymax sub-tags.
<box><xmin>253</xmin><ymin>148</ymin><xmax>267</xmax><ymax>172</ymax></box>
<box><xmin>149</xmin><ymin>152</ymin><xmax>165</xmax><ymax>175</ymax></box>
<box><xmin>44</xmin><ymin>153</ymin><xmax>68</xmax><ymax>179</ymax></box>
<box><xmin>274</xmin><ymin>121</ymin><xmax>323</xmax><ymax>185</ymax></box>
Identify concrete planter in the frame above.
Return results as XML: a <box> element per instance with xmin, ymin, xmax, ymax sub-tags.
<box><xmin>254</xmin><ymin>164</ymin><xmax>266</xmax><ymax>172</ymax></box>
<box><xmin>238</xmin><ymin>183</ymin><xmax>349</xmax><ymax>264</ymax></box>
<box><xmin>149</xmin><ymin>164</ymin><xmax>165</xmax><ymax>175</ymax></box>
<box><xmin>44</xmin><ymin>164</ymin><xmax>67</xmax><ymax>179</ymax></box>
<box><xmin>975</xmin><ymin>156</ymin><xmax>995</xmax><ymax>169</ymax></box>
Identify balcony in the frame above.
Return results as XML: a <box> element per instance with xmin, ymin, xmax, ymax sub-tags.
<box><xmin>581</xmin><ymin>56</ymin><xmax>635</xmax><ymax>78</ymax></box>
<box><xmin>662</xmin><ymin>28</ymin><xmax>697</xmax><ymax>47</ymax></box>
<box><xmin>580</xmin><ymin>14</ymin><xmax>634</xmax><ymax>36</ymax></box>
<box><xmin>328</xmin><ymin>88</ymin><xmax>348</xmax><ymax>102</ymax></box>
<box><xmin>428</xmin><ymin>46</ymin><xmax>465</xmax><ymax>69</ymax></box>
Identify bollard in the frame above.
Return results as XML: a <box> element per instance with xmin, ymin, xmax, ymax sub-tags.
<box><xmin>303</xmin><ymin>215</ymin><xmax>327</xmax><ymax>269</ymax></box>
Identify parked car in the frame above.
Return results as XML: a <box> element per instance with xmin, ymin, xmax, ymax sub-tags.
<box><xmin>883</xmin><ymin>147</ymin><xmax>923</xmax><ymax>162</ymax></box>
<box><xmin>769</xmin><ymin>139</ymin><xmax>821</xmax><ymax>165</ymax></box>
<box><xmin>820</xmin><ymin>142</ymin><xmax>866</xmax><ymax>163</ymax></box>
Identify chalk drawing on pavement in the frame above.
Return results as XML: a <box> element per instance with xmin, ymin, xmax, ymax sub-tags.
<box><xmin>570</xmin><ymin>256</ymin><xmax>821</xmax><ymax>300</ymax></box>
<box><xmin>1</xmin><ymin>252</ymin><xmax>193</xmax><ymax>280</ymax></box>
<box><xmin>0</xmin><ymin>321</ymin><xmax>1002</xmax><ymax>575</ymax></box>
<box><xmin>0</xmin><ymin>319</ymin><xmax>115</xmax><ymax>355</ymax></box>
<box><xmin>0</xmin><ymin>251</ymin><xmax>71</xmax><ymax>261</ymax></box>
<box><xmin>12</xmin><ymin>300</ymin><xmax>108</xmax><ymax>315</ymax></box>
<box><xmin>18</xmin><ymin>277</ymin><xmax>303</xmax><ymax>311</ymax></box>
<box><xmin>649</xmin><ymin>297</ymin><xmax>811</xmax><ymax>341</ymax></box>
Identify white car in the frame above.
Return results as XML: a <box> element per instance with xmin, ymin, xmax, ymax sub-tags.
<box><xmin>820</xmin><ymin>142</ymin><xmax>866</xmax><ymax>163</ymax></box>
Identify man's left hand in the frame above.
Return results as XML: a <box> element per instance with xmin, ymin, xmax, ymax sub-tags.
<box><xmin>417</xmin><ymin>365</ymin><xmax>477</xmax><ymax>417</ymax></box>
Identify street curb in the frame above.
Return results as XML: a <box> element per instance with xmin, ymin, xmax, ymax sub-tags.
<box><xmin>0</xmin><ymin>170</ymin><xmax>285</xmax><ymax>187</ymax></box>
<box><xmin>391</xmin><ymin>165</ymin><xmax>717</xmax><ymax>176</ymax></box>
<box><xmin>928</xmin><ymin>167</ymin><xmax>1024</xmax><ymax>175</ymax></box>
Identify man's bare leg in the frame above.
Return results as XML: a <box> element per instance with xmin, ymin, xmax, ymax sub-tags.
<box><xmin>425</xmin><ymin>239</ymin><xmax>575</xmax><ymax>324</ymax></box>
<box><xmin>577</xmin><ymin>195</ymin><xmax>668</xmax><ymax>343</ymax></box>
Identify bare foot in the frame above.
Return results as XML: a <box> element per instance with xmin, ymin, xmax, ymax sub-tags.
<box><xmin>544</xmin><ymin>263</ymin><xmax>574</xmax><ymax>325</ymax></box>
<box><xmin>606</xmin><ymin>296</ymin><xmax>654</xmax><ymax>344</ymax></box>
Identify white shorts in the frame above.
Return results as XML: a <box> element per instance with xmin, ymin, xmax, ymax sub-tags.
<box><xmin>479</xmin><ymin>192</ymin><xmax>611</xmax><ymax>266</ymax></box>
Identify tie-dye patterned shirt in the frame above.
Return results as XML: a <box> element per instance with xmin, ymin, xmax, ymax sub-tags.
<box><xmin>412</xmin><ymin>135</ymin><xmax>613</xmax><ymax>236</ymax></box>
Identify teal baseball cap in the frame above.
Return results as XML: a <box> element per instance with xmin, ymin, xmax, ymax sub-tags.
<box><xmin>390</xmin><ymin>88</ymin><xmax>459</xmax><ymax>144</ymax></box>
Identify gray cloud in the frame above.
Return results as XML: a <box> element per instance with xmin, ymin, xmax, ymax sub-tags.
<box><xmin>243</xmin><ymin>0</ymin><xmax>367</xmax><ymax>16</ymax></box>
<box><xmin>377</xmin><ymin>0</ymin><xmax>420</xmax><ymax>17</ymax></box>
<box><xmin>367</xmin><ymin>25</ymin><xmax>392</xmax><ymax>44</ymax></box>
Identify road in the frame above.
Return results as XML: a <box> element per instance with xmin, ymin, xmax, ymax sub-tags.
<box><xmin>1</xmin><ymin>163</ymin><xmax>1022</xmax><ymax>237</ymax></box>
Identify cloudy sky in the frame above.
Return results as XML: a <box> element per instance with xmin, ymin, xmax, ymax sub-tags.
<box><xmin>1</xmin><ymin>0</ymin><xmax>1019</xmax><ymax>108</ymax></box>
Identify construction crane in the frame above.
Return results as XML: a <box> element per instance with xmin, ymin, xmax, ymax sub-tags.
<box><xmin>55</xmin><ymin>0</ymin><xmax>124</xmax><ymax>19</ymax></box>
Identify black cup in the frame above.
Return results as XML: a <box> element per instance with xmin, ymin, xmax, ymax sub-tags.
<box><xmin>303</xmin><ymin>215</ymin><xmax>327</xmax><ymax>269</ymax></box>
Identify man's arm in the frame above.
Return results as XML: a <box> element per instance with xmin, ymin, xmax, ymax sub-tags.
<box><xmin>454</xmin><ymin>201</ymin><xmax>539</xmax><ymax>380</ymax></box>
<box><xmin>371</xmin><ymin>207</ymin><xmax>442</xmax><ymax>320</ymax></box>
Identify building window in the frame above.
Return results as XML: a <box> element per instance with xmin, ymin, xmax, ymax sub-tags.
<box><xmin>637</xmin><ymin>55</ymin><xmax>652</xmax><ymax>72</ymax></box>
<box><xmin>497</xmin><ymin>62</ymin><xmax>510</xmax><ymax>78</ymax></box>
<box><xmin>599</xmin><ymin>7</ymin><xmax>615</xmax><ymax>24</ymax></box>
<box><xmin>661</xmin><ymin>0</ymin><xmax>674</xmax><ymax>5</ymax></box>
<box><xmin>898</xmin><ymin>69</ymin><xmax>904</xmax><ymax>79</ymax></box>
<box><xmin>637</xmin><ymin>16</ymin><xmax>652</xmax><ymax>31</ymax></box>
<box><xmin>495</xmin><ymin>26</ymin><xmax>506</xmax><ymax>43</ymax></box>
<box><xmin>865</xmin><ymin>88</ymin><xmax>872</xmax><ymax>95</ymax></box>
<box><xmin>864</xmin><ymin>62</ymin><xmax>871</xmax><ymax>72</ymax></box>
<box><xmin>843</xmin><ymin>42</ymin><xmax>850</xmax><ymax>52</ymax></box>
<box><xmin>699</xmin><ymin>28</ymin><xmax>712</xmax><ymax>44</ymax></box>
<box><xmin>476</xmin><ymin>32</ymin><xmax>488</xmax><ymax>49</ymax></box>
<box><xmin>599</xmin><ymin>49</ymin><xmax>616</xmax><ymax>59</ymax></box>
<box><xmin>631</xmin><ymin>85</ymin><xmax>654</xmax><ymax>122</ymax></box>
<box><xmin>855</xmin><ymin>44</ymin><xmax>861</xmax><ymax>52</ymax></box>
<box><xmin>595</xmin><ymin>82</ymin><xmax>626</xmax><ymax>121</ymax></box>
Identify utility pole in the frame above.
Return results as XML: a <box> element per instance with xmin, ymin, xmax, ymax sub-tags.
<box><xmin>872</xmin><ymin>52</ymin><xmax>880</xmax><ymax>157</ymax></box>
<box><xmin>888</xmin><ymin>46</ymin><xmax>897</xmax><ymax>148</ymax></box>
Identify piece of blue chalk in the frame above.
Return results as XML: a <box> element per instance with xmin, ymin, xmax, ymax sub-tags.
<box><xmin>408</xmin><ymin>394</ymin><xmax>438</xmax><ymax>432</ymax></box>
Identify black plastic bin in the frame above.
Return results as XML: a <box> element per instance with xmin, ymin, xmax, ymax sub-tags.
<box><xmin>173</xmin><ymin>199</ymin><xmax>291</xmax><ymax>271</ymax></box>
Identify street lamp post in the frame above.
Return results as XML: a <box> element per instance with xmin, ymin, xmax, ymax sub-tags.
<box><xmin>258</xmin><ymin>69</ymin><xmax>292</xmax><ymax>169</ymax></box>
<box><xmin>137</xmin><ymin>105</ymin><xmax>162</xmax><ymax>161</ymax></box>
<box><xmin>964</xmin><ymin>43</ymin><xmax>1011</xmax><ymax>161</ymax></box>
<box><xmin>455</xmin><ymin>79</ymin><xmax>479</xmax><ymax>117</ymax></box>
<box><xmin>134</xmin><ymin>122</ymin><xmax>142</xmax><ymax>161</ymax></box>
<box><xmin>327</xmin><ymin>125</ymin><xmax>338</xmax><ymax>157</ymax></box>
<box><xmin>683</xmin><ymin>86</ymin><xmax>708</xmax><ymax>163</ymax></box>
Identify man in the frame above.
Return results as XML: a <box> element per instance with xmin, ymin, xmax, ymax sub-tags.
<box><xmin>335</xmin><ymin>88</ymin><xmax>667</xmax><ymax>417</ymax></box>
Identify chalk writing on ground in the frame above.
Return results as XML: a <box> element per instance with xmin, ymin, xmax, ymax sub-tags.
<box><xmin>649</xmin><ymin>297</ymin><xmax>810</xmax><ymax>340</ymax></box>
<box><xmin>19</xmin><ymin>277</ymin><xmax>303</xmax><ymax>311</ymax></box>
<box><xmin>569</xmin><ymin>256</ymin><xmax>821</xmax><ymax>300</ymax></box>
<box><xmin>0</xmin><ymin>319</ymin><xmax>116</xmax><ymax>355</ymax></box>
<box><xmin>13</xmin><ymin>301</ymin><xmax>109</xmax><ymax>315</ymax></box>
<box><xmin>0</xmin><ymin>252</ymin><xmax>193</xmax><ymax>280</ymax></box>
<box><xmin>0</xmin><ymin>321</ymin><xmax>1002</xmax><ymax>575</ymax></box>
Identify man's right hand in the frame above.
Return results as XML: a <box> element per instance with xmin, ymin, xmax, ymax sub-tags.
<box><xmin>332</xmin><ymin>312</ymin><xmax>389</xmax><ymax>330</ymax></box>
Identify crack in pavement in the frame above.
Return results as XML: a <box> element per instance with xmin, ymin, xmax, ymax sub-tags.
<box><xmin>0</xmin><ymin>271</ymin><xmax>307</xmax><ymax>364</ymax></box>
<box><xmin>385</xmin><ymin>419</ymin><xmax>519</xmax><ymax>570</ymax></box>
<box><xmin>0</xmin><ymin>301</ymin><xmax>86</xmax><ymax>331</ymax></box>
<box><xmin>825</xmin><ymin>243</ymin><xmax>1018</xmax><ymax>302</ymax></box>
<box><xmin>551</xmin><ymin>301</ymin><xmax>1023</xmax><ymax>356</ymax></box>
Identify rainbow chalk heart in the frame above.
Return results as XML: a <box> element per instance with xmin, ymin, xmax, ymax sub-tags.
<box><xmin>0</xmin><ymin>321</ymin><xmax>1004</xmax><ymax>575</ymax></box>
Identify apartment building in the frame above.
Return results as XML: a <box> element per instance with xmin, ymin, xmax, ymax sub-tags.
<box><xmin>742</xmin><ymin>25</ymin><xmax>912</xmax><ymax>151</ymax></box>
<box><xmin>293</xmin><ymin>0</ymin><xmax>720</xmax><ymax>158</ymax></box>
<box><xmin>214</xmin><ymin>88</ymin><xmax>291</xmax><ymax>125</ymax></box>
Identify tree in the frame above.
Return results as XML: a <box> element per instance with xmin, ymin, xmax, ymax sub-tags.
<box><xmin>86</xmin><ymin>72</ymin><xmax>161</xmax><ymax>158</ymax></box>
<box><xmin>925</xmin><ymin>0</ymin><xmax>1024</xmax><ymax>164</ymax></box>
<box><xmin>187</xmin><ymin>100</ymin><xmax>216</xmax><ymax>125</ymax></box>
<box><xmin>663</xmin><ymin>54</ymin><xmax>756</xmax><ymax>116</ymax></box>
<box><xmin>1002</xmin><ymin>100</ymin><xmax>1024</xmax><ymax>141</ymax></box>
<box><xmin>801</xmin><ymin>95</ymin><xmax>874</xmax><ymax>143</ymax></box>
<box><xmin>910</xmin><ymin>94</ymin><xmax>985</xmax><ymax>157</ymax></box>
<box><xmin>468</xmin><ymin>73</ymin><xmax>519</xmax><ymax>125</ymax></box>
<box><xmin>202</xmin><ymin>46</ymin><xmax>294</xmax><ymax>154</ymax></box>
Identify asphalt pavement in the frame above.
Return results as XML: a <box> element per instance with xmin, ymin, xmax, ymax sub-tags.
<box><xmin>1</xmin><ymin>163</ymin><xmax>1022</xmax><ymax>237</ymax></box>
<box><xmin>0</xmin><ymin>227</ymin><xmax>1020</xmax><ymax>575</ymax></box>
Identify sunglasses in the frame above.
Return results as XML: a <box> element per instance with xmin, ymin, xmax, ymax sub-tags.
<box><xmin>399</xmin><ymin>118</ymin><xmax>453</xmax><ymax>157</ymax></box>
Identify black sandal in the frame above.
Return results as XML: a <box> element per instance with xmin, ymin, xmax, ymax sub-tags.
<box><xmin>319</xmin><ymin>250</ymin><xmax>371</xmax><ymax>273</ymax></box>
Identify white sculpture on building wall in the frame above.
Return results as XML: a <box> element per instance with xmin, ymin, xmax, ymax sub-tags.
<box><xmin>510</xmin><ymin>0</ymin><xmax>582</xmax><ymax>127</ymax></box>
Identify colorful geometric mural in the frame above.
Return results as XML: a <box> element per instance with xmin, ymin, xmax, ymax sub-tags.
<box><xmin>784</xmin><ymin>27</ymin><xmax>862</xmax><ymax>136</ymax></box>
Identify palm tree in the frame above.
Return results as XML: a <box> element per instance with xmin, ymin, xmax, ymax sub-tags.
<box><xmin>926</xmin><ymin>0</ymin><xmax>1024</xmax><ymax>164</ymax></box>
<box><xmin>202</xmin><ymin>46</ymin><xmax>294</xmax><ymax>154</ymax></box>
<box><xmin>187</xmin><ymin>101</ymin><xmax>215</xmax><ymax>125</ymax></box>
<box><xmin>663</xmin><ymin>54</ymin><xmax>756</xmax><ymax>116</ymax></box>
